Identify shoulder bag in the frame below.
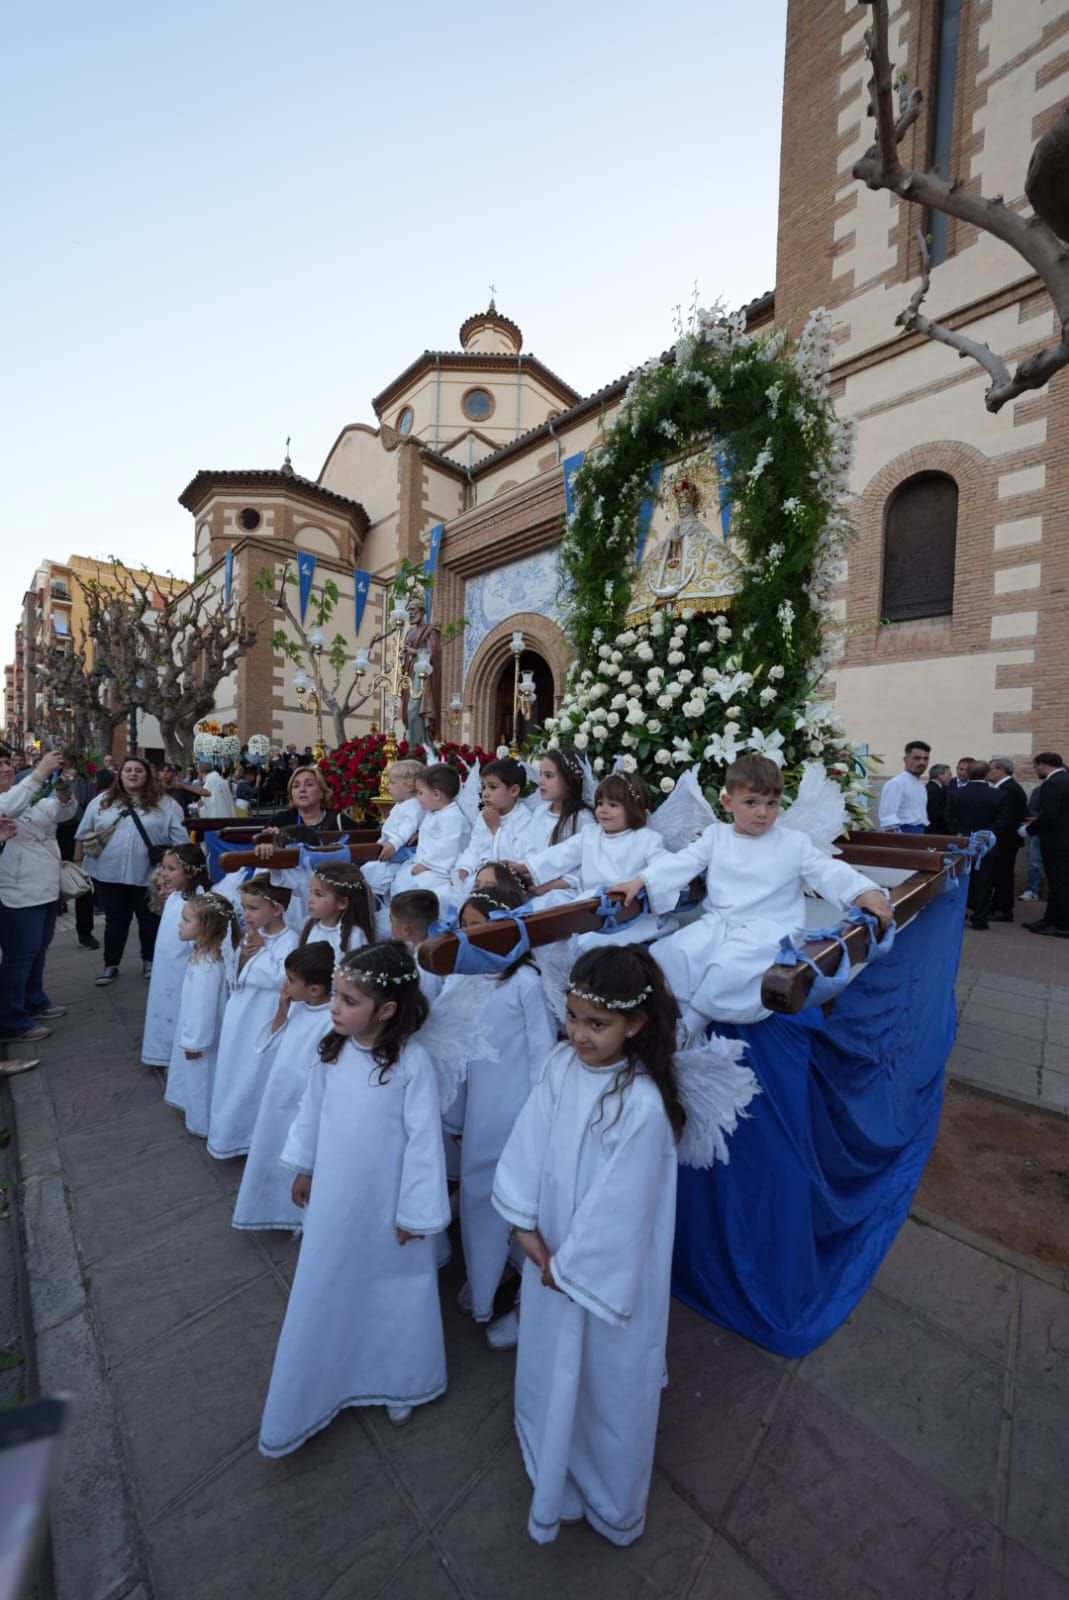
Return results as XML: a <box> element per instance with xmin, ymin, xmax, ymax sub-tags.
<box><xmin>124</xmin><ymin>806</ymin><xmax>169</xmax><ymax>869</ymax></box>
<box><xmin>60</xmin><ymin>860</ymin><xmax>94</xmax><ymax>898</ymax></box>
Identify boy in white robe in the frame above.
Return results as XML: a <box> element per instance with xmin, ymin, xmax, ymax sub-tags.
<box><xmin>614</xmin><ymin>753</ymin><xmax>892</xmax><ymax>1029</ymax></box>
<box><xmin>361</xmin><ymin>758</ymin><xmax>427</xmax><ymax>903</ymax></box>
<box><xmin>391</xmin><ymin>764</ymin><xmax>470</xmax><ymax>914</ymax></box>
<box><xmin>452</xmin><ymin>757</ymin><xmax>535</xmax><ymax>887</ymax></box>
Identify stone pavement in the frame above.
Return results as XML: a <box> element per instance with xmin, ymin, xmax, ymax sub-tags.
<box><xmin>5</xmin><ymin>909</ymin><xmax>1069</xmax><ymax>1600</ymax></box>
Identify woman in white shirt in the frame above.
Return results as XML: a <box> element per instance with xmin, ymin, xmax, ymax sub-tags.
<box><xmin>75</xmin><ymin>757</ymin><xmax>189</xmax><ymax>988</ymax></box>
<box><xmin>0</xmin><ymin>748</ymin><xmax>78</xmax><ymax>1043</ymax></box>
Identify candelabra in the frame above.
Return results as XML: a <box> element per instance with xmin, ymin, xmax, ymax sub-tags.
<box><xmin>292</xmin><ymin>626</ymin><xmax>327</xmax><ymax>760</ymax></box>
<box><xmin>447</xmin><ymin>691</ymin><xmax>464</xmax><ymax>728</ymax></box>
<box><xmin>509</xmin><ymin>630</ymin><xmax>537</xmax><ymax>756</ymax></box>
<box><xmin>351</xmin><ymin>600</ymin><xmax>432</xmax><ymax>800</ymax></box>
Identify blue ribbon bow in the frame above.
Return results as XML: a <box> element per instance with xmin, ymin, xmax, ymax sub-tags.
<box><xmin>775</xmin><ymin>905</ymin><xmax>895</xmax><ymax>1006</ymax></box>
<box><xmin>591</xmin><ymin>884</ymin><xmax>648</xmax><ymax>936</ymax></box>
<box><xmin>297</xmin><ymin>841</ymin><xmax>352</xmax><ymax>873</ymax></box>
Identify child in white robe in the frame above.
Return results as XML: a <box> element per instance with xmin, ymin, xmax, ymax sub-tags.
<box><xmin>164</xmin><ymin>893</ymin><xmax>240</xmax><ymax>1136</ymax></box>
<box><xmin>299</xmin><ymin>863</ymin><xmax>374</xmax><ymax>959</ymax></box>
<box><xmin>513</xmin><ymin>771</ymin><xmax>669</xmax><ymax>949</ymax></box>
<box><xmin>233</xmin><ymin>942</ymin><xmax>334</xmax><ymax>1232</ymax></box>
<box><xmin>521</xmin><ymin>747</ymin><xmax>596</xmax><ymax>855</ymax></box>
<box><xmin>613</xmin><ymin>753</ymin><xmax>892</xmax><ymax>1029</ymax></box>
<box><xmin>259</xmin><ymin>940</ymin><xmax>451</xmax><ymax>1452</ymax></box>
<box><xmin>390</xmin><ymin>764</ymin><xmax>470</xmax><ymax>912</ymax></box>
<box><xmin>361</xmin><ymin>758</ymin><xmax>427</xmax><ymax>904</ymax></box>
<box><xmin>141</xmin><ymin>844</ymin><xmax>209</xmax><ymax>1067</ymax></box>
<box><xmin>491</xmin><ymin>947</ymin><xmax>686</xmax><ymax>1547</ymax></box>
<box><xmin>207</xmin><ymin>877</ymin><xmax>299</xmax><ymax>1160</ymax></box>
<box><xmin>446</xmin><ymin>888</ymin><xmax>557</xmax><ymax>1342</ymax></box>
<box><xmin>389</xmin><ymin>889</ymin><xmax>443</xmax><ymax>1004</ymax></box>
<box><xmin>452</xmin><ymin>757</ymin><xmax>535</xmax><ymax>888</ymax></box>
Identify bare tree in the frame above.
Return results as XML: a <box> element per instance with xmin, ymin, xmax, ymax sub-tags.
<box><xmin>260</xmin><ymin>564</ymin><xmax>379</xmax><ymax>748</ymax></box>
<box><xmin>853</xmin><ymin>0</ymin><xmax>1069</xmax><ymax>412</ymax></box>
<box><xmin>33</xmin><ymin>635</ymin><xmax>127</xmax><ymax>753</ymax></box>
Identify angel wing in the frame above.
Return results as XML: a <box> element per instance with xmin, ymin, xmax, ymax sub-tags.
<box><xmin>779</xmin><ymin>761</ymin><xmax>846</xmax><ymax>855</ymax></box>
<box><xmin>578</xmin><ymin>754</ymin><xmax>597</xmax><ymax>808</ymax></box>
<box><xmin>535</xmin><ymin>934</ymin><xmax>576</xmax><ymax>1026</ymax></box>
<box><xmin>415</xmin><ymin>973</ymin><xmax>501</xmax><ymax>1112</ymax></box>
<box><xmin>456</xmin><ymin>761</ymin><xmax>484</xmax><ymax>828</ymax></box>
<box><xmin>673</xmin><ymin>1035</ymin><xmax>760</xmax><ymax>1168</ymax></box>
<box><xmin>649</xmin><ymin>764</ymin><xmax>717</xmax><ymax>852</ymax></box>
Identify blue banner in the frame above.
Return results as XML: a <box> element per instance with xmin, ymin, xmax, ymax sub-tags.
<box><xmin>223</xmin><ymin>548</ymin><xmax>234</xmax><ymax>608</ymax></box>
<box><xmin>635</xmin><ymin>463</ymin><xmax>664</xmax><ymax>565</ymax></box>
<box><xmin>354</xmin><ymin>569</ymin><xmax>370</xmax><ymax>633</ymax></box>
<box><xmin>424</xmin><ymin>521</ymin><xmax>444</xmax><ymax>618</ymax></box>
<box><xmin>715</xmin><ymin>439</ymin><xmax>734</xmax><ymax>540</ymax></box>
<box><xmin>560</xmin><ymin>454</ymin><xmax>585</xmax><ymax>521</ymax></box>
<box><xmin>297</xmin><ymin>550</ymin><xmax>316</xmax><ymax>624</ymax></box>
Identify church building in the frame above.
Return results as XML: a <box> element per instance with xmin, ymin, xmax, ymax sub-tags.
<box><xmin>178</xmin><ymin>0</ymin><xmax>1068</xmax><ymax>774</ymax></box>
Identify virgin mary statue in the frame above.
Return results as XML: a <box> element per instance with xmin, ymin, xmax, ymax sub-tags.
<box><xmin>627</xmin><ymin>478</ymin><xmax>743</xmax><ymax>624</ymax></box>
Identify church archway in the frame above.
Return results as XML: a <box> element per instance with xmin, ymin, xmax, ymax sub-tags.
<box><xmin>492</xmin><ymin>648</ymin><xmax>554</xmax><ymax>751</ymax></box>
<box><xmin>462</xmin><ymin>611</ymin><xmax>569</xmax><ymax>751</ymax></box>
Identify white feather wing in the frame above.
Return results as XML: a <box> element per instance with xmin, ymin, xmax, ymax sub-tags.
<box><xmin>416</xmin><ymin>973</ymin><xmax>501</xmax><ymax>1112</ymax></box>
<box><xmin>674</xmin><ymin>1035</ymin><xmax>760</xmax><ymax>1168</ymax></box>
<box><xmin>650</xmin><ymin>764</ymin><xmax>717</xmax><ymax>852</ymax></box>
<box><xmin>456</xmin><ymin>761</ymin><xmax>484</xmax><ymax>828</ymax></box>
<box><xmin>779</xmin><ymin>761</ymin><xmax>846</xmax><ymax>855</ymax></box>
<box><xmin>577</xmin><ymin>754</ymin><xmax>597</xmax><ymax>808</ymax></box>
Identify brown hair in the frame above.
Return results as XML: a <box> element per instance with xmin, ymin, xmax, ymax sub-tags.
<box><xmin>99</xmin><ymin>757</ymin><xmax>165</xmax><ymax>812</ymax></box>
<box><xmin>287</xmin><ymin>766</ymin><xmax>331</xmax><ymax>805</ymax></box>
<box><xmin>540</xmin><ymin>746</ymin><xmax>591</xmax><ymax>846</ymax></box>
<box><xmin>300</xmin><ymin>863</ymin><xmax>375</xmax><ymax>951</ymax></box>
<box><xmin>567</xmin><ymin>946</ymin><xmax>685</xmax><ymax>1142</ymax></box>
<box><xmin>319</xmin><ymin>941</ymin><xmax>428</xmax><ymax>1079</ymax></box>
<box><xmin>390</xmin><ymin>889</ymin><xmax>440</xmax><ymax>937</ymax></box>
<box><xmin>240</xmin><ymin>875</ymin><xmax>293</xmax><ymax>910</ymax></box>
<box><xmin>416</xmin><ymin>762</ymin><xmax>461</xmax><ymax>800</ymax></box>
<box><xmin>723</xmin><ymin>755</ymin><xmax>784</xmax><ymax>797</ymax></box>
<box><xmin>187</xmin><ymin>892</ymin><xmax>241</xmax><ymax>961</ymax></box>
<box><xmin>163</xmin><ymin>843</ymin><xmax>210</xmax><ymax>894</ymax></box>
<box><xmin>593</xmin><ymin>771</ymin><xmax>650</xmax><ymax>829</ymax></box>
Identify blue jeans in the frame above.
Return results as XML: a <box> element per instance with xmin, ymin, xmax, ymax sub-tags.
<box><xmin>0</xmin><ymin>898</ymin><xmax>59</xmax><ymax>1036</ymax></box>
<box><xmin>1026</xmin><ymin>833</ymin><xmax>1044</xmax><ymax>895</ymax></box>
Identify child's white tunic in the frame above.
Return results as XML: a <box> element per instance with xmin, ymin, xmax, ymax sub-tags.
<box><xmin>164</xmin><ymin>956</ymin><xmax>229</xmax><ymax>1137</ymax></box>
<box><xmin>453</xmin><ymin>803</ymin><xmax>535</xmax><ymax>883</ymax></box>
<box><xmin>641</xmin><ymin>820</ymin><xmax>882</xmax><ymax>1022</ymax></box>
<box><xmin>362</xmin><ymin>795</ymin><xmax>423</xmax><ymax>899</ymax></box>
<box><xmin>258</xmin><ymin>1037</ymin><xmax>451</xmax><ymax>1456</ymax></box>
<box><xmin>521</xmin><ymin>802</ymin><xmax>595</xmax><ymax>855</ymax></box>
<box><xmin>232</xmin><ymin>1000</ymin><xmax>333</xmax><ymax>1231</ymax></box>
<box><xmin>492</xmin><ymin>1043</ymin><xmax>677</xmax><ymax>1546</ymax></box>
<box><xmin>207</xmin><ymin>926</ymin><xmax>299</xmax><ymax>1158</ymax></box>
<box><xmin>452</xmin><ymin>967</ymin><xmax>557</xmax><ymax>1322</ymax></box>
<box><xmin>391</xmin><ymin>803</ymin><xmax>469</xmax><ymax>905</ymax></box>
<box><xmin>301</xmin><ymin>921</ymin><xmax>366</xmax><ymax>960</ymax></box>
<box><xmin>523</xmin><ymin>825</ymin><xmax>669</xmax><ymax>947</ymax></box>
<box><xmin>141</xmin><ymin>890</ymin><xmax>197</xmax><ymax>1066</ymax></box>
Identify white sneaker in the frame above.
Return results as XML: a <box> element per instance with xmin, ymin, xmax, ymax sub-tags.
<box><xmin>456</xmin><ymin>1280</ymin><xmax>473</xmax><ymax>1315</ymax></box>
<box><xmin>1018</xmin><ymin>890</ymin><xmax>1038</xmax><ymax>901</ymax></box>
<box><xmin>485</xmin><ymin>1308</ymin><xmax>519</xmax><ymax>1350</ymax></box>
<box><xmin>142</xmin><ymin>961</ymin><xmax>153</xmax><ymax>978</ymax></box>
<box><xmin>95</xmin><ymin>967</ymin><xmax>119</xmax><ymax>987</ymax></box>
<box><xmin>0</xmin><ymin>1056</ymin><xmax>40</xmax><ymax>1077</ymax></box>
<box><xmin>386</xmin><ymin>1404</ymin><xmax>412</xmax><ymax>1427</ymax></box>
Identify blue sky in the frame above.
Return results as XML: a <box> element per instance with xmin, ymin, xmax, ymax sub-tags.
<box><xmin>1</xmin><ymin>0</ymin><xmax>787</xmax><ymax>684</ymax></box>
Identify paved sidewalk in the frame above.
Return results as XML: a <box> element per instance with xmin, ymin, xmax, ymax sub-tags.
<box><xmin>6</xmin><ymin>913</ymin><xmax>1069</xmax><ymax>1600</ymax></box>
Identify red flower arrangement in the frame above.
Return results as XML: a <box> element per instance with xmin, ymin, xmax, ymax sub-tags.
<box><xmin>318</xmin><ymin>734</ymin><xmax>494</xmax><ymax>816</ymax></box>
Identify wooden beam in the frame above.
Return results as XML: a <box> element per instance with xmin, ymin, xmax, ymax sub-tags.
<box><xmin>218</xmin><ymin>841</ymin><xmax>387</xmax><ymax>871</ymax></box>
<box><xmin>418</xmin><ymin>892</ymin><xmax>646</xmax><ymax>975</ymax></box>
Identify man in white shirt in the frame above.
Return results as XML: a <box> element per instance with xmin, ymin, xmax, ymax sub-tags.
<box><xmin>174</xmin><ymin>759</ymin><xmax>237</xmax><ymax>818</ymax></box>
<box><xmin>878</xmin><ymin>741</ymin><xmax>931</xmax><ymax>833</ymax></box>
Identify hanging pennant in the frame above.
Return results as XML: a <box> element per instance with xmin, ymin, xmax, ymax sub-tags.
<box><xmin>715</xmin><ymin>439</ymin><xmax>734</xmax><ymax>540</ymax></box>
<box><xmin>297</xmin><ymin>551</ymin><xmax>316</xmax><ymax>623</ymax></box>
<box><xmin>354</xmin><ymin>569</ymin><xmax>370</xmax><ymax>633</ymax></box>
<box><xmin>223</xmin><ymin>548</ymin><xmax>234</xmax><ymax>608</ymax></box>
<box><xmin>562</xmin><ymin>452</ymin><xmax>585</xmax><ymax>519</ymax></box>
<box><xmin>424</xmin><ymin>522</ymin><xmax>444</xmax><ymax>619</ymax></box>
<box><xmin>634</xmin><ymin>464</ymin><xmax>664</xmax><ymax>566</ymax></box>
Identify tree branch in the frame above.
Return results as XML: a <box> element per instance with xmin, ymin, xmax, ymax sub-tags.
<box><xmin>853</xmin><ymin>0</ymin><xmax>1069</xmax><ymax>411</ymax></box>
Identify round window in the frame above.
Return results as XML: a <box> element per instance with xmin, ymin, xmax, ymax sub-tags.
<box><xmin>462</xmin><ymin>387</ymin><xmax>493</xmax><ymax>421</ymax></box>
<box><xmin>397</xmin><ymin>406</ymin><xmax>414</xmax><ymax>436</ymax></box>
<box><xmin>238</xmin><ymin>508</ymin><xmax>262</xmax><ymax>532</ymax></box>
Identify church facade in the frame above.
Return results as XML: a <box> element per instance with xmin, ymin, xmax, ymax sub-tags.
<box><xmin>179</xmin><ymin>0</ymin><xmax>1068</xmax><ymax>774</ymax></box>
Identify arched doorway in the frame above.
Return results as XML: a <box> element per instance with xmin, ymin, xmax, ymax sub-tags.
<box><xmin>492</xmin><ymin>649</ymin><xmax>554</xmax><ymax>751</ymax></box>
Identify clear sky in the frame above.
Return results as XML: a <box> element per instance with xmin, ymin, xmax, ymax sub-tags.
<box><xmin>1</xmin><ymin>0</ymin><xmax>787</xmax><ymax>682</ymax></box>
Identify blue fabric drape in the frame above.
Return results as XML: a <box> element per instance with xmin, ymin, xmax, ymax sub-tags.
<box><xmin>672</xmin><ymin>882</ymin><xmax>966</xmax><ymax>1356</ymax></box>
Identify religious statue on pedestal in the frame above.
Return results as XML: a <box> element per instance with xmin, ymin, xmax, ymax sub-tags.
<box><xmin>627</xmin><ymin>477</ymin><xmax>744</xmax><ymax>624</ymax></box>
<box><xmin>400</xmin><ymin>594</ymin><xmax>441</xmax><ymax>746</ymax></box>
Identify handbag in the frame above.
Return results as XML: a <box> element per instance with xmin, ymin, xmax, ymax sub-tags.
<box><xmin>124</xmin><ymin>806</ymin><xmax>168</xmax><ymax>868</ymax></box>
<box><xmin>60</xmin><ymin>860</ymin><xmax>94</xmax><ymax>898</ymax></box>
<box><xmin>79</xmin><ymin>815</ymin><xmax>122</xmax><ymax>858</ymax></box>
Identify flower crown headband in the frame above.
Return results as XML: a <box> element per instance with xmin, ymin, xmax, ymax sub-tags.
<box><xmin>313</xmin><ymin>865</ymin><xmax>363</xmax><ymax>892</ymax></box>
<box><xmin>464</xmin><ymin>890</ymin><xmax>514</xmax><ymax>916</ymax></box>
<box><xmin>568</xmin><ymin>982</ymin><xmax>652</xmax><ymax>1012</ymax></box>
<box><xmin>241</xmin><ymin>881</ymin><xmax>288</xmax><ymax>909</ymax></box>
<box><xmin>338</xmin><ymin>953</ymin><xmax>420</xmax><ymax>987</ymax></box>
<box><xmin>199</xmin><ymin>893</ymin><xmax>240</xmax><ymax>925</ymax></box>
<box><xmin>601</xmin><ymin>774</ymin><xmax>644</xmax><ymax>807</ymax></box>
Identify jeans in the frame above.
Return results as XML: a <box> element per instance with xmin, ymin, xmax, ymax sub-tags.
<box><xmin>1026</xmin><ymin>833</ymin><xmax>1045</xmax><ymax>895</ymax></box>
<box><xmin>0</xmin><ymin>898</ymin><xmax>59</xmax><ymax>1036</ymax></box>
<box><xmin>95</xmin><ymin>882</ymin><xmax>160</xmax><ymax>968</ymax></box>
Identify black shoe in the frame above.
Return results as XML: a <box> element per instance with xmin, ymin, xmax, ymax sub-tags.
<box><xmin>1024</xmin><ymin>920</ymin><xmax>1051</xmax><ymax>933</ymax></box>
<box><xmin>970</xmin><ymin>919</ymin><xmax>989</xmax><ymax>931</ymax></box>
<box><xmin>987</xmin><ymin>911</ymin><xmax>1013</xmax><ymax>923</ymax></box>
<box><xmin>1026</xmin><ymin>924</ymin><xmax>1069</xmax><ymax>937</ymax></box>
<box><xmin>78</xmin><ymin>936</ymin><xmax>101</xmax><ymax>950</ymax></box>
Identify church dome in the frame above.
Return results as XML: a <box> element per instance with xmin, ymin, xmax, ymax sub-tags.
<box><xmin>458</xmin><ymin>299</ymin><xmax>523</xmax><ymax>354</ymax></box>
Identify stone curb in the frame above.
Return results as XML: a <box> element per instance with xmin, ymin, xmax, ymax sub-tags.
<box><xmin>11</xmin><ymin>1068</ymin><xmax>149</xmax><ymax>1600</ymax></box>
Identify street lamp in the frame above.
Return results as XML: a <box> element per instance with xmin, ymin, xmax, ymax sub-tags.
<box><xmin>448</xmin><ymin>691</ymin><xmax>464</xmax><ymax>728</ymax></box>
<box><xmin>351</xmin><ymin>602</ymin><xmax>415</xmax><ymax>800</ymax></box>
<box><xmin>508</xmin><ymin>632</ymin><xmax>537</xmax><ymax>756</ymax></box>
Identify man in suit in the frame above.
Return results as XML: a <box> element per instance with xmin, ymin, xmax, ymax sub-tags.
<box><xmin>986</xmin><ymin>756</ymin><xmax>1028</xmax><ymax>922</ymax></box>
<box><xmin>1023</xmin><ymin>751</ymin><xmax>1069</xmax><ymax>937</ymax></box>
<box><xmin>947</xmin><ymin>761</ymin><xmax>1003</xmax><ymax>930</ymax></box>
<box><xmin>926</xmin><ymin>763</ymin><xmax>951</xmax><ymax>833</ymax></box>
<box><xmin>950</xmin><ymin>756</ymin><xmax>974</xmax><ymax>791</ymax></box>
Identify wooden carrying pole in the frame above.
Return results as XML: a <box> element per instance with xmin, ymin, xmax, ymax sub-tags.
<box><xmin>218</xmin><ymin>842</ymin><xmax>387</xmax><ymax>871</ymax></box>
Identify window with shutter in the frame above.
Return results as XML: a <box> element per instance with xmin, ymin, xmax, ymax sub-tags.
<box><xmin>881</xmin><ymin>472</ymin><xmax>958</xmax><ymax>622</ymax></box>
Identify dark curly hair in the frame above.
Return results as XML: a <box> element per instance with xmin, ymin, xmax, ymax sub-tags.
<box><xmin>566</xmin><ymin>945</ymin><xmax>684</xmax><ymax>1142</ymax></box>
<box><xmin>300</xmin><ymin>862</ymin><xmax>375</xmax><ymax>951</ymax></box>
<box><xmin>319</xmin><ymin>940</ymin><xmax>428</xmax><ymax>1081</ymax></box>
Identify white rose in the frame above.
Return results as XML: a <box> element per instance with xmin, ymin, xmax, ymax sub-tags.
<box><xmin>726</xmin><ymin>705</ymin><xmax>741</xmax><ymax>718</ymax></box>
<box><xmin>769</xmin><ymin>665</ymin><xmax>785</xmax><ymax>680</ymax></box>
<box><xmin>647</xmin><ymin>719</ymin><xmax>662</xmax><ymax>733</ymax></box>
<box><xmin>593</xmin><ymin>757</ymin><xmax>605</xmax><ymax>773</ymax></box>
<box><xmin>702</xmin><ymin>667</ymin><xmax>718</xmax><ymax>684</ymax></box>
<box><xmin>606</xmin><ymin>712</ymin><xmax>620</xmax><ymax>727</ymax></box>
<box><xmin>603</xmin><ymin>661</ymin><xmax>620</xmax><ymax>678</ymax></box>
<box><xmin>697</xmin><ymin>641</ymin><xmax>712</xmax><ymax>654</ymax></box>
<box><xmin>574</xmin><ymin>732</ymin><xmax>589</xmax><ymax>749</ymax></box>
<box><xmin>759</xmin><ymin>687</ymin><xmax>776</xmax><ymax>706</ymax></box>
<box><xmin>598</xmin><ymin>644</ymin><xmax>611</xmax><ymax>659</ymax></box>
<box><xmin>667</xmin><ymin>682</ymin><xmax>684</xmax><ymax>698</ymax></box>
<box><xmin>625</xmin><ymin>706</ymin><xmax>644</xmax><ymax>726</ymax></box>
<box><xmin>656</xmin><ymin>694</ymin><xmax>673</xmax><ymax>709</ymax></box>
<box><xmin>617</xmin><ymin>670</ymin><xmax>634</xmax><ymax>686</ymax></box>
<box><xmin>677</xmin><ymin>669</ymin><xmax>694</xmax><ymax>684</ymax></box>
<box><xmin>680</xmin><ymin>607</ymin><xmax>695</xmax><ymax>621</ymax></box>
<box><xmin>616</xmin><ymin>630</ymin><xmax>637</xmax><ymax>647</ymax></box>
<box><xmin>611</xmin><ymin>650</ymin><xmax>623</xmax><ymax>663</ymax></box>
<box><xmin>619</xmin><ymin>753</ymin><xmax>638</xmax><ymax>771</ymax></box>
<box><xmin>655</xmin><ymin>749</ymin><xmax>672</xmax><ymax>765</ymax></box>
<box><xmin>620</xmin><ymin>732</ymin><xmax>636</xmax><ymax>747</ymax></box>
<box><xmin>659</xmin><ymin>776</ymin><xmax>676</xmax><ymax>793</ymax></box>
<box><xmin>636</xmin><ymin>642</ymin><xmax>654</xmax><ymax>662</ymax></box>
<box><xmin>667</xmin><ymin>650</ymin><xmax>685</xmax><ymax>666</ymax></box>
<box><xmin>610</xmin><ymin>693</ymin><xmax>627</xmax><ymax>710</ymax></box>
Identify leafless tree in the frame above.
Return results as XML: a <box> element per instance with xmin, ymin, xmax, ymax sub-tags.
<box><xmin>854</xmin><ymin>0</ymin><xmax>1069</xmax><ymax>412</ymax></box>
<box><xmin>33</xmin><ymin>635</ymin><xmax>127</xmax><ymax>753</ymax></box>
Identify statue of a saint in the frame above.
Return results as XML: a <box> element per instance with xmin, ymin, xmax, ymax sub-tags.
<box><xmin>627</xmin><ymin>479</ymin><xmax>744</xmax><ymax>624</ymax></box>
<box><xmin>400</xmin><ymin>595</ymin><xmax>441</xmax><ymax>747</ymax></box>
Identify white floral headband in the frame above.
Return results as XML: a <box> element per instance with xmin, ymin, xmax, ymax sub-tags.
<box><xmin>339</xmin><ymin>954</ymin><xmax>420</xmax><ymax>987</ymax></box>
<box><xmin>200</xmin><ymin>893</ymin><xmax>240</xmax><ymax>925</ymax></box>
<box><xmin>568</xmin><ymin>983</ymin><xmax>652</xmax><ymax>1011</ymax></box>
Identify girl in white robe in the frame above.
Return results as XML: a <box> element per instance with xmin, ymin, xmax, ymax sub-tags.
<box><xmin>515</xmin><ymin>771</ymin><xmax>669</xmax><ymax>949</ymax></box>
<box><xmin>299</xmin><ymin>862</ymin><xmax>374</xmax><ymax>959</ymax></box>
<box><xmin>448</xmin><ymin>890</ymin><xmax>557</xmax><ymax>1333</ymax></box>
<box><xmin>164</xmin><ymin>894</ymin><xmax>240</xmax><ymax>1137</ymax></box>
<box><xmin>232</xmin><ymin>942</ymin><xmax>334</xmax><ymax>1232</ymax></box>
<box><xmin>141</xmin><ymin>845</ymin><xmax>209</xmax><ymax>1067</ymax></box>
<box><xmin>613</xmin><ymin>758</ymin><xmax>891</xmax><ymax>1027</ymax></box>
<box><xmin>207</xmin><ymin>878</ymin><xmax>299</xmax><ymax>1160</ymax></box>
<box><xmin>259</xmin><ymin>941</ymin><xmax>450</xmax><ymax>1453</ymax></box>
<box><xmin>493</xmin><ymin>945</ymin><xmax>756</xmax><ymax>1547</ymax></box>
<box><xmin>521</xmin><ymin>747</ymin><xmax>596</xmax><ymax>855</ymax></box>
